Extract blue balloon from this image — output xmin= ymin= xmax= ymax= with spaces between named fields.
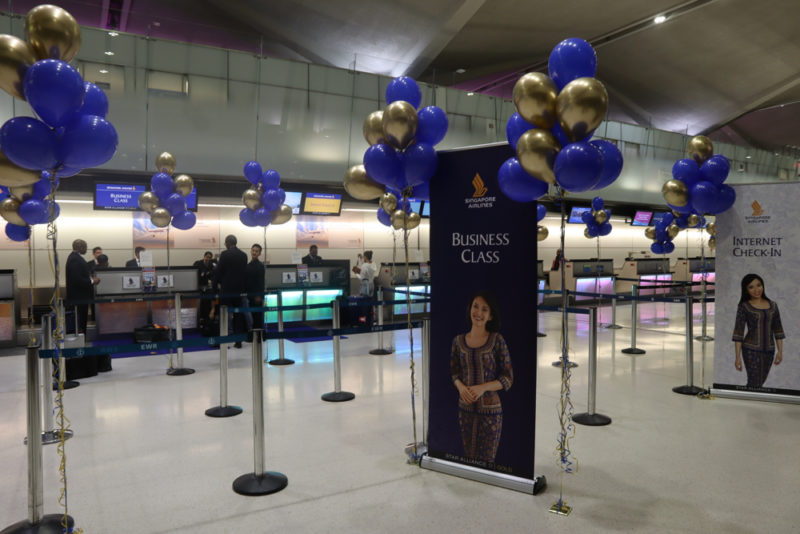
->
xmin=385 ymin=76 xmax=421 ymax=109
xmin=24 ymin=60 xmax=85 ymax=128
xmin=690 ymin=181 xmax=720 ymax=214
xmin=700 ymin=155 xmax=730 ymax=186
xmin=364 ymin=143 xmax=403 ymax=189
xmin=402 ymin=142 xmax=437 ymax=187
xmin=32 ymin=176 xmax=52 ymax=200
xmin=655 ymin=229 xmax=667 ymax=242
xmin=261 ymin=169 xmax=280 ymax=189
xmin=591 ymin=196 xmax=604 ymax=211
xmin=672 ymin=158 xmax=701 ymax=188
xmin=598 ymin=222 xmax=612 ymax=236
xmin=554 ymin=142 xmax=603 ymax=193
xmin=590 ymin=140 xmax=623 ymax=190
xmin=667 ymin=201 xmax=693 ymax=215
xmin=714 ymin=184 xmax=736 ymax=214
xmin=506 ymin=113 xmax=535 ymax=151
xmin=151 ymin=173 xmax=174 ymax=200
xmin=243 ymin=161 xmax=262 ymax=184
xmin=536 ymin=204 xmax=547 ymax=222
xmin=55 ymin=166 xmax=81 ymax=178
xmin=663 ymin=241 xmax=675 ymax=254
xmin=19 ymin=199 xmax=48 ymax=225
xmin=551 ymin=121 xmax=571 ymax=147
xmin=5 ymin=222 xmax=30 ymax=241
xmin=164 ymin=192 xmax=186 ymax=216
xmin=650 ymin=242 xmax=665 ymax=254
xmin=548 ymin=38 xmax=597 ymax=90
xmin=0 ymin=117 xmax=58 ymax=170
xmin=661 ymin=212 xmax=675 ymax=226
xmin=262 ymin=188 xmax=282 ymax=211
xmin=46 ymin=200 xmax=60 ymax=222
xmin=171 ymin=210 xmax=196 ymax=230
xmin=674 ymin=215 xmax=689 ymax=229
xmin=416 ymin=106 xmax=448 ymax=145
xmin=498 ymin=157 xmax=548 ymax=202
xmin=77 ymin=82 xmax=109 ymax=118
xmin=586 ymin=222 xmax=599 ymax=237
xmin=255 ymin=207 xmax=271 ymax=226
xmin=277 ymin=188 xmax=286 ymax=205
xmin=581 ymin=211 xmax=595 ymax=225
xmin=239 ymin=208 xmax=258 ymax=227
xmin=377 ymin=208 xmax=391 ymax=227
xmin=411 ymin=181 xmax=430 ymax=201
xmin=58 ymin=115 xmax=118 ymax=168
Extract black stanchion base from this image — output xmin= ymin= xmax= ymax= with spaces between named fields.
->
xmin=232 ymin=471 xmax=288 ymax=496
xmin=52 ymin=380 xmax=79 ymax=391
xmin=533 ymin=475 xmax=547 ymax=495
xmin=573 ymin=412 xmax=612 ymax=426
xmin=604 ymin=324 xmax=623 ymax=329
xmin=369 ymin=348 xmax=393 ymax=355
xmin=621 ymin=348 xmax=646 ymax=355
xmin=268 ymin=358 xmax=295 ymax=366
xmin=694 ymin=335 xmax=714 ymax=342
xmin=537 ymin=332 xmax=546 ymax=337
xmin=551 ymin=359 xmax=578 ymax=368
xmin=321 ymin=391 xmax=355 ymax=402
xmin=672 ymin=385 xmax=704 ymax=396
xmin=166 ymin=368 xmax=196 ymax=376
xmin=1 ymin=513 xmax=74 ymax=534
xmin=205 ymin=405 xmax=243 ymax=418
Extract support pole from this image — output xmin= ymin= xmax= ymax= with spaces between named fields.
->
xmin=621 ymin=284 xmax=646 ymax=355
xmin=322 ymin=299 xmax=355 ymax=402
xmin=56 ymin=300 xmax=78 ymax=390
xmin=695 ymin=276 xmax=713 ymax=342
xmin=206 ymin=306 xmax=242 ymax=417
xmin=40 ymin=315 xmax=71 ymax=444
xmin=370 ymin=287 xmax=393 ymax=355
xmin=421 ymin=318 xmax=431 ymax=452
xmin=573 ymin=308 xmax=611 ymax=426
xmin=167 ymin=293 xmax=195 ymax=376
xmin=268 ymin=292 xmax=294 ymax=365
xmin=232 ymin=329 xmax=288 ymax=496
xmin=673 ymin=295 xmax=703 ymax=395
xmin=551 ymin=296 xmax=577 ymax=368
xmin=604 ymin=293 xmax=622 ymax=329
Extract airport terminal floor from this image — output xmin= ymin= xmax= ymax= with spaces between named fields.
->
xmin=1 ymin=301 xmax=797 ymax=533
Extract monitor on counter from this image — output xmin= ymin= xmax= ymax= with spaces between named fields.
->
xmin=631 ymin=211 xmax=653 ymax=226
xmin=300 ymin=192 xmax=342 ymax=215
xmin=568 ymin=206 xmax=592 ymax=223
xmin=94 ymin=183 xmax=197 ymax=211
xmin=407 ymin=198 xmax=423 ymax=215
xmin=284 ymin=191 xmax=302 ymax=215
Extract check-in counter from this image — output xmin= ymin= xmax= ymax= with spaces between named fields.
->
xmin=537 ymin=260 xmax=546 ymax=305
xmin=377 ymin=262 xmax=431 ymax=320
xmin=616 ymin=258 xmax=672 ymax=296
xmin=549 ymin=259 xmax=615 ymax=300
xmin=0 ymin=270 xmax=15 ymax=347
xmin=263 ymin=261 xmax=350 ymax=323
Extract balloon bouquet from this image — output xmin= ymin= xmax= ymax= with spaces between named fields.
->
xmin=581 ymin=196 xmax=612 ymax=238
xmin=138 ymin=152 xmax=197 ymax=230
xmin=536 ymin=204 xmax=548 ymax=241
xmin=0 ymin=5 xmax=118 ymax=241
xmin=344 ymin=76 xmax=448 ymax=230
xmin=658 ymin=135 xmax=734 ymax=252
xmin=238 ymin=161 xmax=293 ymax=227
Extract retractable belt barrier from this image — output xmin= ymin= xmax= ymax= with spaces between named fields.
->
xmin=540 ymin=288 xmax=713 ymax=305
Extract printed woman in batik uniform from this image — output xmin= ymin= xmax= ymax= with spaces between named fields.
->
xmin=733 ymin=273 xmax=785 ymax=388
xmin=450 ymin=291 xmax=513 ymax=463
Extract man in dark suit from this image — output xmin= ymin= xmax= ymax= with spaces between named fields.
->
xmin=302 ymin=244 xmax=323 ymax=266
xmin=87 ymin=246 xmax=103 ymax=271
xmin=212 ymin=235 xmax=249 ymax=347
xmin=66 ymin=239 xmax=99 ymax=334
xmin=125 ymin=246 xmax=145 ymax=268
xmin=246 ymin=244 xmax=266 ymax=331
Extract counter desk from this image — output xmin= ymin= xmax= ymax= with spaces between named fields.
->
xmin=0 ymin=270 xmax=15 ymax=347
xmin=263 ymin=261 xmax=349 ymax=323
xmin=616 ymin=258 xmax=672 ymax=296
xmin=548 ymin=258 xmax=615 ymax=300
xmin=674 ymin=257 xmax=715 ymax=293
xmin=376 ymin=262 xmax=430 ymax=320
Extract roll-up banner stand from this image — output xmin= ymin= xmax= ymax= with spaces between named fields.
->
xmin=421 ymin=143 xmax=541 ymax=493
xmin=712 ymin=182 xmax=800 ymax=404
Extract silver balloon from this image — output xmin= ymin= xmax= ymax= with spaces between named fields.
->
xmin=405 ymin=212 xmax=421 ymax=230
xmin=594 ymin=210 xmax=608 ymax=224
xmin=138 ymin=191 xmax=159 ymax=214
xmin=708 ymin=236 xmax=716 ymax=251
xmin=390 ymin=209 xmax=406 ymax=230
xmin=156 ymin=152 xmax=176 ymax=175
xmin=380 ymin=192 xmax=397 ymax=214
xmin=242 ymin=188 xmax=262 ymax=210
xmin=0 ymin=197 xmax=24 ymax=226
xmin=644 ymin=227 xmax=656 ymax=240
xmin=667 ymin=224 xmax=680 ymax=240
xmin=537 ymin=225 xmax=548 ymax=241
xmin=343 ymin=165 xmax=384 ymax=200
xmin=150 ymin=207 xmax=171 ymax=228
xmin=271 ymin=204 xmax=292 ymax=225
xmin=706 ymin=221 xmax=716 ymax=236
xmin=174 ymin=174 xmax=194 ymax=197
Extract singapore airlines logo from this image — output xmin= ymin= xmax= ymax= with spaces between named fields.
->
xmin=472 ymin=174 xmax=488 ymax=197
xmin=464 ymin=172 xmax=496 ymax=209
xmin=751 ymin=200 xmax=764 ymax=216
xmin=745 ymin=199 xmax=769 ymax=224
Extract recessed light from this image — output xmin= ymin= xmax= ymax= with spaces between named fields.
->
xmin=467 ymin=92 xmax=474 ymax=96
xmin=99 ymin=69 xmax=109 ymax=74
xmin=108 ymin=31 xmax=119 ymax=37
xmin=455 ymin=68 xmax=466 ymax=74
xmin=104 ymin=50 xmax=114 ymax=56
xmin=745 ymin=155 xmax=751 ymax=159
xmin=654 ymin=15 xmax=666 ymax=24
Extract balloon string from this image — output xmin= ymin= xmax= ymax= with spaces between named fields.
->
xmin=402 ymin=192 xmax=420 ymax=464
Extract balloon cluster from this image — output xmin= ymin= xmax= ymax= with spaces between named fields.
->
xmin=660 ymin=135 xmax=734 ymax=251
xmin=500 ymin=38 xmax=623 ymax=203
xmin=239 ymin=161 xmax=292 ymax=227
xmin=137 ymin=152 xmax=196 ymax=230
xmin=0 ymin=5 xmax=118 ymax=241
xmin=644 ymin=212 xmax=679 ymax=254
xmin=536 ymin=204 xmax=548 ymax=241
xmin=581 ymin=197 xmax=612 ymax=238
xmin=343 ymin=76 xmax=448 ymax=229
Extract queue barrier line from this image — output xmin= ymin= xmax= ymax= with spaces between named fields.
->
xmin=538 ymin=305 xmax=590 ymax=315
xmin=381 ymin=288 xmax=431 ymax=298
xmin=540 ymin=288 xmax=714 ymax=305
xmin=62 ymin=289 xmax=301 ymax=306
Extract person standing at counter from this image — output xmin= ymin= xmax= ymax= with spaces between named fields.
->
xmin=194 ymin=251 xmax=217 ymax=329
xmin=95 ymin=254 xmax=110 ymax=270
xmin=302 ymin=244 xmax=323 ymax=266
xmin=246 ymin=244 xmax=266 ymax=331
xmin=87 ymin=246 xmax=103 ymax=270
xmin=125 ymin=246 xmax=145 ymax=268
xmin=66 ymin=239 xmax=100 ymax=334
xmin=352 ymin=250 xmax=376 ymax=297
xmin=551 ymin=249 xmax=565 ymax=271
xmin=213 ymin=235 xmax=250 ymax=348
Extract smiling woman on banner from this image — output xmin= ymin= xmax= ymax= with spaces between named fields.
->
xmin=450 ymin=291 xmax=513 ymax=463
xmin=733 ymin=274 xmax=785 ymax=389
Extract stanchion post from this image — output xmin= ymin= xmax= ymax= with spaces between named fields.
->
xmin=421 ymin=318 xmax=431 ymax=451
xmin=551 ymin=296 xmax=578 ymax=368
xmin=167 ymin=293 xmax=195 ymax=376
xmin=56 ymin=300 xmax=78 ymax=390
xmin=605 ymin=293 xmax=622 ymax=329
xmin=206 ymin=305 xmax=242 ymax=417
xmin=232 ymin=329 xmax=288 ymax=496
xmin=268 ymin=292 xmax=294 ymax=365
xmin=40 ymin=315 xmax=71 ymax=444
xmin=370 ymin=287 xmax=393 ymax=355
xmin=695 ymin=276 xmax=714 ymax=342
xmin=573 ymin=308 xmax=611 ymax=426
xmin=322 ymin=299 xmax=355 ymax=402
xmin=674 ymin=295 xmax=703 ymax=395
xmin=621 ymin=284 xmax=646 ymax=355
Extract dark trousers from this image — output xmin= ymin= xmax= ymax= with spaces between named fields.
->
xmin=75 ymin=304 xmax=88 ymax=334
xmin=249 ymin=297 xmax=264 ymax=331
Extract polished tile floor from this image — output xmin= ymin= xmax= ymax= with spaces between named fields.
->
xmin=1 ymin=302 xmax=798 ymax=534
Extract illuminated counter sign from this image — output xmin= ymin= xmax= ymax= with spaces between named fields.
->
xmin=302 ymin=193 xmax=342 ymax=215
xmin=94 ymin=183 xmax=198 ymax=211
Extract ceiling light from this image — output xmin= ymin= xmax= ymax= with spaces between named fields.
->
xmin=654 ymin=15 xmax=666 ymax=24
xmin=104 ymin=50 xmax=114 ymax=56
xmin=745 ymin=155 xmax=751 ymax=159
xmin=99 ymin=69 xmax=109 ymax=74
xmin=455 ymin=68 xmax=466 ymax=74
xmin=108 ymin=31 xmax=118 ymax=37
xmin=467 ymin=92 xmax=474 ymax=96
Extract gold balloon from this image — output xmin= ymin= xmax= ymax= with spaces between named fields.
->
xmin=687 ymin=214 xmax=700 ymax=227
xmin=382 ymin=101 xmax=417 ymax=150
xmin=138 ymin=191 xmax=159 ymax=214
xmin=242 ymin=188 xmax=262 ymax=210
xmin=343 ymin=165 xmax=383 ymax=200
xmin=271 ymin=204 xmax=293 ymax=225
xmin=380 ymin=192 xmax=397 ymax=214
xmin=512 ymin=72 xmax=558 ymax=129
xmin=150 ymin=207 xmax=171 ymax=228
xmin=687 ymin=135 xmax=713 ymax=164
xmin=0 ymin=35 xmax=36 ymax=100
xmin=174 ymin=174 xmax=194 ymax=197
xmin=515 ymin=129 xmax=560 ymax=184
xmin=537 ymin=225 xmax=549 ymax=241
xmin=24 ymin=4 xmax=81 ymax=62
xmin=644 ymin=227 xmax=656 ymax=240
xmin=583 ymin=227 xmax=592 ymax=239
xmin=362 ymin=111 xmax=386 ymax=146
xmin=706 ymin=221 xmax=716 ymax=236
xmin=390 ymin=209 xmax=407 ymax=230
xmin=667 ymin=224 xmax=680 ymax=240
xmin=406 ymin=212 xmax=421 ymax=230
xmin=10 ymin=185 xmax=33 ymax=200
xmin=662 ymin=179 xmax=689 ymax=206
xmin=556 ymin=77 xmax=608 ymax=142
xmin=594 ymin=210 xmax=608 ymax=224
xmin=0 ymin=197 xmax=24 ymax=226
xmin=155 ymin=152 xmax=176 ymax=175
xmin=708 ymin=236 xmax=716 ymax=251
xmin=0 ymin=151 xmax=40 ymax=187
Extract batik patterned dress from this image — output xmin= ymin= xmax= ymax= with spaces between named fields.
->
xmin=450 ymin=332 xmax=513 ymax=462
xmin=732 ymin=300 xmax=785 ymax=388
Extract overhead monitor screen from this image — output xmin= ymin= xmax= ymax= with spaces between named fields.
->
xmin=568 ymin=206 xmax=592 ymax=224
xmin=94 ymin=183 xmax=197 ymax=211
xmin=301 ymin=193 xmax=342 ymax=216
xmin=631 ymin=211 xmax=653 ymax=226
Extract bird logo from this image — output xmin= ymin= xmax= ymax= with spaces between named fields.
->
xmin=472 ymin=174 xmax=488 ymax=197
xmin=751 ymin=200 xmax=763 ymax=216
